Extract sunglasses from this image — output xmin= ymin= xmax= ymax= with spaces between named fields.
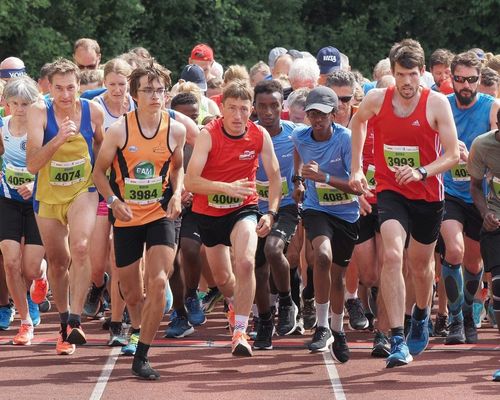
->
xmin=338 ymin=95 xmax=353 ymax=103
xmin=77 ymin=63 xmax=98 ymax=70
xmin=452 ymin=75 xmax=479 ymax=84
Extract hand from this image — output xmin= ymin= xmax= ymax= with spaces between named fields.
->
xmin=292 ymin=182 xmax=304 ymax=204
xmin=349 ymin=170 xmax=371 ymax=195
xmin=256 ymin=214 xmax=273 ymax=237
xmin=394 ymin=165 xmax=422 ymax=185
xmin=458 ymin=140 xmax=469 ymax=162
xmin=166 ymin=194 xmax=182 ymax=220
xmin=181 ymin=188 xmax=193 ymax=207
xmin=56 ymin=116 xmax=77 ymax=144
xmin=225 ymin=178 xmax=255 ymax=199
xmin=483 ymin=211 xmax=500 ymax=232
xmin=358 ymin=195 xmax=372 ymax=216
xmin=17 ymin=181 xmax=34 ymax=200
xmin=301 ymin=161 xmax=323 ymax=182
xmin=110 ymin=200 xmax=133 ymax=222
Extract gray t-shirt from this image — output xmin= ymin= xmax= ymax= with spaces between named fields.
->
xmin=468 ymin=129 xmax=500 ymax=218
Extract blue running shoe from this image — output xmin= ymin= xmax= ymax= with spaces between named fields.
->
xmin=0 ymin=304 xmax=14 ymax=330
xmin=164 ymin=315 xmax=194 ymax=338
xmin=186 ymin=296 xmax=206 ymax=326
xmin=386 ymin=335 xmax=413 ymax=368
xmin=27 ymin=294 xmax=41 ymax=327
xmin=121 ymin=332 xmax=139 ymax=356
xmin=493 ymin=369 xmax=500 ymax=381
xmin=406 ymin=308 xmax=430 ymax=356
xmin=164 ymin=281 xmax=173 ymax=315
xmin=473 ymin=298 xmax=484 ymax=328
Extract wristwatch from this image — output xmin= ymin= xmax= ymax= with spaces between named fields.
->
xmin=416 ymin=167 xmax=427 ymax=181
xmin=291 ymin=175 xmax=304 ymax=183
xmin=266 ymin=210 xmax=278 ymax=221
xmin=106 ymin=195 xmax=119 ymax=208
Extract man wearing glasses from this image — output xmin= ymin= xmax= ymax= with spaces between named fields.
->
xmin=73 ymin=38 xmax=101 ymax=71
xmin=326 ymin=70 xmax=358 ymax=128
xmin=440 ymin=51 xmax=500 ymax=346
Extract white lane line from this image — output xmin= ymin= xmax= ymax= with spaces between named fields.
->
xmin=322 ymin=351 xmax=346 ymax=400
xmin=89 ymin=347 xmax=121 ymax=400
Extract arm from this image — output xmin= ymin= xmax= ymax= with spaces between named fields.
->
xmin=292 ymin=147 xmax=304 ymax=203
xmin=185 ymin=129 xmax=255 ymax=198
xmin=171 ymin=110 xmax=199 ymax=146
xmin=490 ymin=100 xmax=500 ymax=130
xmin=164 ymin=120 xmax=186 ymax=220
xmin=302 ymin=160 xmax=362 ymax=195
xmin=470 ymin=176 xmax=499 ymax=231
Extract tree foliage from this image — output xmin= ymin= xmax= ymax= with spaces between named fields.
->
xmin=0 ymin=0 xmax=499 ymax=80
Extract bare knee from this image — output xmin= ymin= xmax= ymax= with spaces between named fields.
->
xmin=315 ymin=251 xmax=332 ymax=271
xmin=70 ymin=238 xmax=91 ymax=263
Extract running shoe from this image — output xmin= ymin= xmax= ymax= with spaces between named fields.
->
xmin=276 ymin=301 xmax=298 ymax=336
xmin=331 ymin=331 xmax=350 ymax=363
xmin=108 ymin=323 xmax=128 ymax=347
xmin=493 ymin=369 xmax=500 ymax=381
xmin=83 ymin=272 xmax=109 ymax=318
xmin=164 ymin=315 xmax=194 ymax=338
xmin=248 ymin=315 xmax=260 ymax=340
xmin=121 ymin=332 xmax=139 ymax=356
xmin=386 ymin=335 xmax=412 ymax=368
xmin=473 ymin=298 xmax=484 ymax=329
xmin=186 ymin=296 xmax=206 ymax=326
xmin=433 ymin=314 xmax=448 ymax=337
xmin=403 ymin=314 xmax=412 ymax=337
xmin=27 ymin=294 xmax=41 ymax=327
xmin=201 ymin=287 xmax=224 ymax=314
xmin=365 ymin=312 xmax=375 ymax=332
xmin=253 ymin=319 xmax=274 ymax=350
xmin=487 ymin=302 xmax=497 ymax=328
xmin=66 ymin=324 xmax=86 ymax=345
xmin=371 ymin=331 xmax=391 ymax=358
xmin=38 ymin=298 xmax=51 ymax=313
xmin=232 ymin=331 xmax=252 ymax=357
xmin=226 ymin=303 xmax=235 ymax=333
xmin=345 ymin=298 xmax=369 ymax=330
xmin=463 ymin=310 xmax=478 ymax=344
xmin=0 ymin=304 xmax=14 ymax=330
xmin=406 ymin=309 xmax=430 ymax=356
xmin=30 ymin=277 xmax=49 ymax=304
xmin=302 ymin=298 xmax=317 ymax=330
xmin=132 ymin=357 xmax=160 ymax=380
xmin=292 ymin=309 xmax=305 ymax=335
xmin=308 ymin=326 xmax=333 ymax=352
xmin=13 ymin=323 xmax=34 ymax=345
xmin=445 ymin=318 xmax=466 ymax=345
xmin=56 ymin=331 xmax=76 ymax=355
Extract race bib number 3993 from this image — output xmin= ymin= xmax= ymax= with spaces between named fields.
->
xmin=383 ymin=145 xmax=420 ymax=172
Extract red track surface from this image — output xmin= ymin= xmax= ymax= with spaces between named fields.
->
xmin=1 ymin=307 xmax=499 ymax=400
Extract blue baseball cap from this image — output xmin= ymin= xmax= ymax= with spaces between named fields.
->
xmin=316 ymin=46 xmax=341 ymax=75
xmin=180 ymin=64 xmax=207 ymax=91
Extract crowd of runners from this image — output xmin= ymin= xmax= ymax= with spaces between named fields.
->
xmin=0 ymin=37 xmax=499 ymax=381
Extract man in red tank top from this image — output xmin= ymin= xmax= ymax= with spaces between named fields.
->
xmin=186 ymin=80 xmax=281 ymax=357
xmin=350 ymin=39 xmax=459 ymax=368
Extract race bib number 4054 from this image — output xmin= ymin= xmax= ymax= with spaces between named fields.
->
xmin=383 ymin=145 xmax=420 ymax=172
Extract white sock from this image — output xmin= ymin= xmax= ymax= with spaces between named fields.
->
xmin=316 ymin=301 xmax=330 ymax=328
xmin=21 ymin=318 xmax=33 ymax=326
xmin=330 ymin=311 xmax=344 ymax=333
xmin=234 ymin=314 xmax=249 ymax=333
xmin=345 ymin=290 xmax=357 ymax=300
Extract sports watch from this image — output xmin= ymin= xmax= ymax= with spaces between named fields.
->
xmin=416 ymin=167 xmax=427 ymax=181
xmin=106 ymin=195 xmax=119 ymax=208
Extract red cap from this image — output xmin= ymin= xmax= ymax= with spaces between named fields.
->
xmin=190 ymin=44 xmax=214 ymax=62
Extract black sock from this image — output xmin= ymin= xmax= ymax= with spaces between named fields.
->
xmin=175 ymin=307 xmax=188 ymax=318
xmin=302 ymin=266 xmax=314 ymax=300
xmin=259 ymin=311 xmax=272 ymax=321
xmin=391 ymin=327 xmax=404 ymax=337
xmin=209 ymin=286 xmax=218 ymax=292
xmin=131 ymin=327 xmax=141 ymax=335
xmin=186 ymin=288 xmax=197 ymax=299
xmin=279 ymin=291 xmax=293 ymax=307
xmin=109 ymin=321 xmax=122 ymax=333
xmin=68 ymin=313 xmax=81 ymax=327
xmin=59 ymin=311 xmax=69 ymax=325
xmin=290 ymin=267 xmax=301 ymax=309
xmin=413 ymin=306 xmax=428 ymax=320
xmin=135 ymin=341 xmax=150 ymax=360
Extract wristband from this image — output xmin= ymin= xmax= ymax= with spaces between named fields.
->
xmin=292 ymin=175 xmax=304 ymax=183
xmin=324 ymin=173 xmax=330 ymax=184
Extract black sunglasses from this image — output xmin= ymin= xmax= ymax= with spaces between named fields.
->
xmin=338 ymin=95 xmax=353 ymax=103
xmin=452 ymin=75 xmax=479 ymax=84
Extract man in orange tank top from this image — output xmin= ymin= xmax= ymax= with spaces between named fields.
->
xmin=185 ymin=80 xmax=281 ymax=357
xmin=350 ymin=39 xmax=459 ymax=368
xmin=93 ymin=61 xmax=186 ymax=380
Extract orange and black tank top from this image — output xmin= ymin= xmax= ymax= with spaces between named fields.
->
xmin=192 ymin=117 xmax=264 ymax=217
xmin=372 ymin=86 xmax=443 ymax=202
xmin=110 ymin=110 xmax=173 ymax=227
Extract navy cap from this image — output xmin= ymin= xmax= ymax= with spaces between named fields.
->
xmin=316 ymin=46 xmax=341 ymax=75
xmin=180 ymin=64 xmax=207 ymax=91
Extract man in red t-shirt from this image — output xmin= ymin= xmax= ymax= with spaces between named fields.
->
xmin=185 ymin=79 xmax=281 ymax=357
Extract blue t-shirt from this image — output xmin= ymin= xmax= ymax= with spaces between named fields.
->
xmin=444 ymin=93 xmax=495 ymax=203
xmin=291 ymin=123 xmax=359 ymax=222
xmin=80 ymin=87 xmax=107 ymax=100
xmin=255 ymin=120 xmax=296 ymax=213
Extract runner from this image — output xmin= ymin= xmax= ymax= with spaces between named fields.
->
xmin=93 ymin=61 xmax=186 ymax=379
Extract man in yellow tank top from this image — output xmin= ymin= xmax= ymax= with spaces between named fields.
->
xmin=27 ymin=58 xmax=104 ymax=355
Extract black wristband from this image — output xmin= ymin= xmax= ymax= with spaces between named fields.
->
xmin=291 ymin=175 xmax=304 ymax=183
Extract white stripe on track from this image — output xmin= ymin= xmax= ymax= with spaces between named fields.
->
xmin=89 ymin=347 xmax=121 ymax=400
xmin=322 ymin=351 xmax=346 ymax=400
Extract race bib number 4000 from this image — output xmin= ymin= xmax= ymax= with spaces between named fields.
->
xmin=208 ymin=194 xmax=243 ymax=209
xmin=256 ymin=177 xmax=288 ymax=201
xmin=366 ymin=164 xmax=376 ymax=190
xmin=383 ymin=145 xmax=420 ymax=172
xmin=316 ymin=183 xmax=355 ymax=206
xmin=124 ymin=176 xmax=162 ymax=205
xmin=49 ymin=159 xmax=85 ymax=186
xmin=5 ymin=164 xmax=34 ymax=189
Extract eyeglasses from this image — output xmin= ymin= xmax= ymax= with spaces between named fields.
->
xmin=77 ymin=64 xmax=98 ymax=70
xmin=338 ymin=95 xmax=353 ymax=103
xmin=138 ymin=88 xmax=166 ymax=97
xmin=452 ymin=75 xmax=479 ymax=84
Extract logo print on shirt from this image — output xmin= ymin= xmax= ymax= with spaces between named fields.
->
xmin=239 ymin=150 xmax=256 ymax=161
xmin=128 ymin=146 xmax=138 ymax=152
xmin=411 ymin=120 xmax=420 ymax=127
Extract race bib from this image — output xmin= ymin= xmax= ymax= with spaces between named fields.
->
xmin=493 ymin=176 xmax=500 ymax=198
xmin=383 ymin=145 xmax=420 ymax=172
xmin=316 ymin=182 xmax=355 ymax=206
xmin=124 ymin=176 xmax=162 ymax=205
xmin=366 ymin=164 xmax=376 ymax=190
xmin=208 ymin=193 xmax=243 ymax=209
xmin=451 ymin=161 xmax=470 ymax=182
xmin=5 ymin=164 xmax=34 ymax=189
xmin=49 ymin=159 xmax=85 ymax=186
xmin=256 ymin=177 xmax=288 ymax=201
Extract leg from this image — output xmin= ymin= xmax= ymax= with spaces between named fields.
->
xmin=1 ymin=241 xmax=28 ymax=320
